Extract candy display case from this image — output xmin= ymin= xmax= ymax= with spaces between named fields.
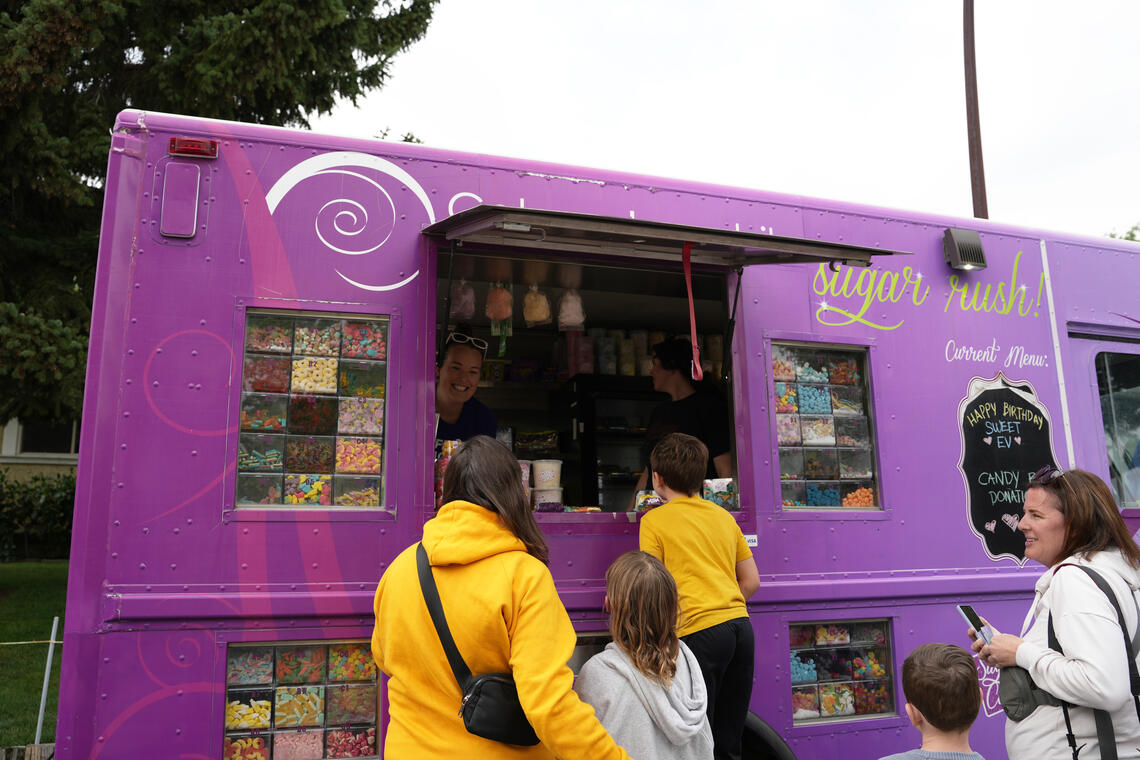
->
xmin=839 ymin=449 xmax=873 ymax=479
xmin=223 ymin=734 xmax=271 ymax=760
xmin=284 ymin=474 xmax=333 ymax=506
xmin=333 ymin=477 xmax=382 ymax=507
xmin=237 ymin=474 xmax=283 ymax=505
xmin=337 ymin=398 xmax=383 ymax=436
xmin=288 ymin=396 xmax=338 ymax=436
xmin=335 ymin=438 xmax=382 ymax=474
xmin=771 ymin=343 xmax=879 ymax=511
xmin=228 ymin=646 xmax=274 ymax=686
xmin=829 ymin=385 xmax=864 ymax=416
xmin=223 ymin=642 xmax=379 ymax=758
xmin=326 ymin=683 xmax=376 ymax=724
xmin=338 ymin=361 xmax=386 ymax=399
xmin=328 ymin=643 xmax=376 ymax=682
xmin=835 ymin=417 xmax=870 ymax=448
xmin=291 ymin=357 xmax=339 ymax=394
xmin=781 ymin=481 xmax=806 ymax=507
xmin=777 ymin=414 xmax=802 ymax=446
xmin=245 ymin=314 xmax=294 ymax=354
xmin=789 ymin=619 xmax=896 ymax=723
xmin=226 ymin=688 xmax=274 ymax=730
xmin=792 ymin=686 xmax=821 ymax=720
xmin=340 ymin=321 xmax=387 ymax=360
xmin=803 ymin=449 xmax=838 ymax=480
xmin=797 ymin=384 xmax=832 ymax=415
xmin=326 ymin=727 xmax=377 ymax=758
xmin=273 ymin=729 xmax=324 ymax=760
xmin=778 ymin=448 xmax=803 ymax=480
xmin=285 ymin=437 xmax=335 ymax=473
xmin=239 ymin=434 xmax=285 ymax=473
xmin=244 ymin=355 xmax=292 ymax=393
xmin=293 ymin=318 xmax=341 ymax=357
xmin=800 ymin=416 xmax=835 ymax=446
xmin=242 ymin=394 xmax=288 ymax=432
xmin=806 ymin=481 xmax=840 ymax=506
xmin=775 ymin=382 xmax=798 ymax=413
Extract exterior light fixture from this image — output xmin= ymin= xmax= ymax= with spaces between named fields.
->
xmin=943 ymin=228 xmax=986 ymax=271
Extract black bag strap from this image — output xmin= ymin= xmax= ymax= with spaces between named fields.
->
xmin=1046 ymin=563 xmax=1140 ymax=760
xmin=417 ymin=543 xmax=474 ymax=692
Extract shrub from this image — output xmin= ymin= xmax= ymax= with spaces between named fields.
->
xmin=0 ymin=468 xmax=76 ymax=561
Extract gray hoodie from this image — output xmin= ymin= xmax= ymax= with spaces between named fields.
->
xmin=576 ymin=641 xmax=714 ymax=760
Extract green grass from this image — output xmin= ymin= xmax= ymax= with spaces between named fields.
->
xmin=0 ymin=561 xmax=67 ymax=747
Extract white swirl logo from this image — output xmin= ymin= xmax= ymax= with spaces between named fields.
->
xmin=266 ymin=151 xmax=436 ymax=292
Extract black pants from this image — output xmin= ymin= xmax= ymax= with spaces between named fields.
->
xmin=682 ymin=616 xmax=755 ymax=760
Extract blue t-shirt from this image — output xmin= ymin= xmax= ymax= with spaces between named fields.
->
xmin=880 ymin=750 xmax=985 ymax=760
xmin=436 ymin=397 xmax=497 ymax=443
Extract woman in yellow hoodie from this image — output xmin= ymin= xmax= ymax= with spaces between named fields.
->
xmin=372 ymin=435 xmax=631 ymax=759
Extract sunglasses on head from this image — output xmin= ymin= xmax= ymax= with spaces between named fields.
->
xmin=1030 ymin=465 xmax=1065 ymax=485
xmin=446 ymin=331 xmax=488 ymax=352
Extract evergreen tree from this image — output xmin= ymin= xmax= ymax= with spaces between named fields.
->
xmin=0 ymin=0 xmax=437 ymax=423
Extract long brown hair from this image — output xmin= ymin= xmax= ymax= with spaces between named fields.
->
xmin=1027 ymin=467 xmax=1140 ymax=568
xmin=606 ymin=551 xmax=680 ymax=685
xmin=441 ymin=436 xmax=549 ymax=565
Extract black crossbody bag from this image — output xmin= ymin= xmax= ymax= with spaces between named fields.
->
xmin=1002 ymin=564 xmax=1140 ymax=760
xmin=416 ymin=543 xmax=540 ymax=746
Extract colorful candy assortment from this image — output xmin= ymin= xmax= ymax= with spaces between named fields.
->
xmin=223 ymin=735 xmax=270 ymax=760
xmin=243 ymin=356 xmax=291 ymax=393
xmin=326 ymin=727 xmax=376 ymax=758
xmin=335 ymin=437 xmax=382 ymax=474
xmin=225 ymin=690 xmax=272 ymax=729
xmin=285 ymin=475 xmax=332 ymax=505
xmin=826 ymin=356 xmax=861 ymax=385
xmin=227 ymin=647 xmax=274 ymax=685
xmin=334 ymin=481 xmax=381 ymax=507
xmin=236 ymin=474 xmax=282 ymax=505
xmin=792 ymin=686 xmax=821 ymax=720
xmin=829 ymin=386 xmax=864 ymax=416
xmin=853 ymin=650 xmax=887 ymax=679
xmin=853 ymin=623 xmax=888 ymax=646
xmin=855 ymin=680 xmax=892 ymax=714
xmin=241 ymin=394 xmax=287 ymax=431
xmin=790 ymin=625 xmax=815 ymax=647
xmin=779 ymin=449 xmax=803 ymax=480
xmin=772 ymin=346 xmax=797 ymax=381
xmin=702 ymin=478 xmax=737 ymax=511
xmin=801 ymin=417 xmax=835 ymax=446
xmin=803 ymin=450 xmax=837 ymax=479
xmin=341 ymin=322 xmax=386 ymax=359
xmin=246 ymin=319 xmax=293 ymax=353
xmin=285 ymin=438 xmax=334 ymax=473
xmin=816 ymin=624 xmax=850 ymax=645
xmin=329 ymin=643 xmax=376 ymax=682
xmin=777 ymin=415 xmax=801 ymax=446
xmin=275 ymin=686 xmax=325 ymax=727
xmin=238 ymin=435 xmax=284 ymax=472
xmin=327 ymin=684 xmax=376 ymax=724
xmin=820 ymin=684 xmax=855 ymax=717
xmin=288 ymin=396 xmax=338 ymax=435
xmin=781 ymin=484 xmax=806 ymax=507
xmin=795 ymin=358 xmax=829 ymax=383
xmin=806 ymin=483 xmax=839 ymax=506
xmin=273 ymin=729 xmax=324 ymax=760
xmin=276 ymin=646 xmax=327 ymax=684
xmin=775 ymin=382 xmax=798 ymax=413
xmin=339 ymin=361 xmax=385 ymax=398
xmin=338 ymin=398 xmax=383 ymax=435
xmin=294 ymin=320 xmax=341 ymax=356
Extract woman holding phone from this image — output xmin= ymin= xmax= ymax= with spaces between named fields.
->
xmin=971 ymin=467 xmax=1140 ymax=759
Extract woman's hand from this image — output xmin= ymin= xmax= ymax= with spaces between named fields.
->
xmin=978 ymin=633 xmax=1023 ymax=669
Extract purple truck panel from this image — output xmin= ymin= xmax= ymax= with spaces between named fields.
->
xmin=54 ymin=109 xmax=1140 ymax=759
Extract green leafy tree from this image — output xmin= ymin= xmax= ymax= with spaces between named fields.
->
xmin=1109 ymin=223 xmax=1140 ymax=242
xmin=0 ymin=0 xmax=437 ymax=423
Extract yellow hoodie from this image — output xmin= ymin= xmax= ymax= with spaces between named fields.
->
xmin=372 ymin=500 xmax=630 ymax=759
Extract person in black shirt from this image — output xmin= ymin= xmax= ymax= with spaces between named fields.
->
xmin=630 ymin=339 xmax=732 ymax=507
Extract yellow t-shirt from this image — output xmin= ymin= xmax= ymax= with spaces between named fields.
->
xmin=639 ymin=495 xmax=753 ymax=638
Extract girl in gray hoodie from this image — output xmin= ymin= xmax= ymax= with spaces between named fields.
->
xmin=577 ymin=551 xmax=715 ymax=760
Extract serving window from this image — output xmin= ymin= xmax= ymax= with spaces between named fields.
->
xmin=1096 ymin=351 xmax=1140 ymax=508
xmin=772 ymin=343 xmax=879 ymax=509
xmin=224 ymin=640 xmax=378 ymax=757
xmin=236 ymin=310 xmax=389 ymax=511
xmin=789 ymin=619 xmax=896 ymax=723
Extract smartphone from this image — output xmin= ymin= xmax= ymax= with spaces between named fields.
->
xmin=957 ymin=604 xmax=991 ymax=644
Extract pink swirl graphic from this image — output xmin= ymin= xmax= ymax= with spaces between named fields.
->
xmin=143 ymin=329 xmax=237 ymax=437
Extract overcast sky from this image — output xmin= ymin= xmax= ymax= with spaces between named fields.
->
xmin=310 ymin=1 xmax=1140 ymax=240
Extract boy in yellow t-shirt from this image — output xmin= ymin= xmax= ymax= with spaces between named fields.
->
xmin=640 ymin=433 xmax=761 ymax=760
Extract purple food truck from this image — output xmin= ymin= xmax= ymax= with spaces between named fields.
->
xmin=56 ymin=109 xmax=1140 ymax=759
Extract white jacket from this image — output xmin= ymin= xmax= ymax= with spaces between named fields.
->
xmin=1007 ymin=548 xmax=1140 ymax=759
xmin=576 ymin=642 xmax=714 ymax=760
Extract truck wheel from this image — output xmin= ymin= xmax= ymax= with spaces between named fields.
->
xmin=741 ymin=711 xmax=797 ymax=760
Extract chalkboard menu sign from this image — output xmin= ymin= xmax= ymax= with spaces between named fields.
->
xmin=957 ymin=373 xmax=1059 ymax=565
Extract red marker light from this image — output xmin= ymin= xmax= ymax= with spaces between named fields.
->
xmin=168 ymin=137 xmax=218 ymax=158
